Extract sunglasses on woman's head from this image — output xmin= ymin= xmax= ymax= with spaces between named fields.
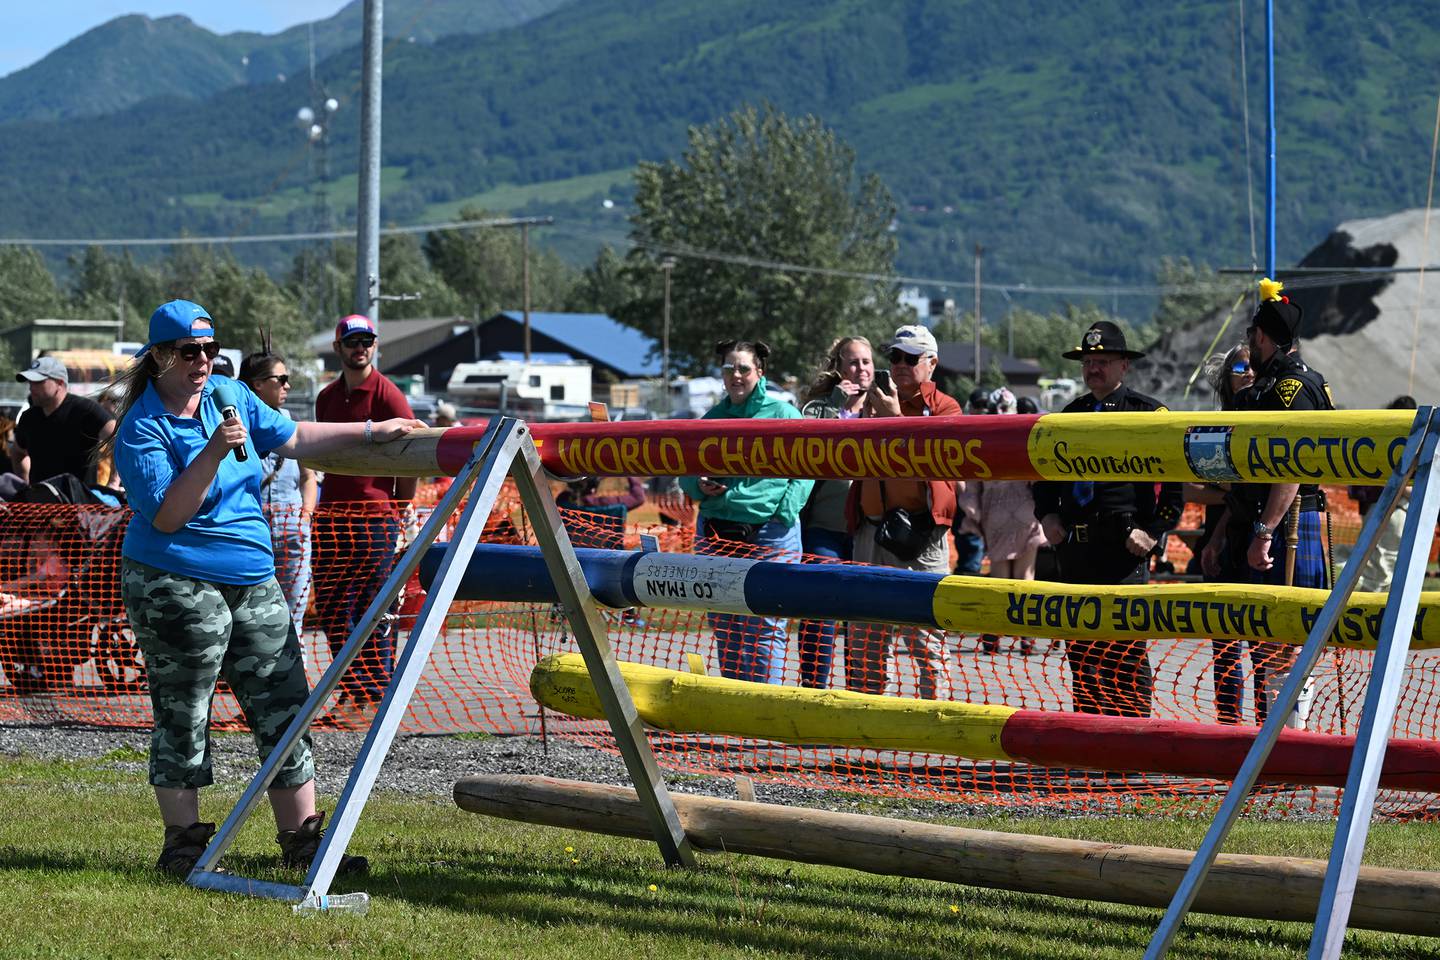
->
xmin=721 ymin=362 xmax=755 ymax=375
xmin=889 ymin=350 xmax=922 ymax=366
xmin=175 ymin=341 xmax=222 ymax=362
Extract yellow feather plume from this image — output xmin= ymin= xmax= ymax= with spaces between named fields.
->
xmin=1259 ymin=277 xmax=1284 ymax=301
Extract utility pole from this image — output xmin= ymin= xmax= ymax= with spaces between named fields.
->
xmin=661 ymin=256 xmax=676 ymax=412
xmin=522 ymin=223 xmax=532 ymax=361
xmin=973 ymin=243 xmax=983 ymax=382
xmin=354 ymin=0 xmax=383 ymax=325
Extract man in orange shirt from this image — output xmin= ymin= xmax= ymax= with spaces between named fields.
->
xmin=845 ymin=325 xmax=961 ymax=699
xmin=312 ymin=315 xmax=417 ymax=726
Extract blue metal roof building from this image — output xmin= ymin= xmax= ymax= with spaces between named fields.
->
xmin=485 ymin=311 xmax=661 ymax=379
xmin=382 ymin=311 xmax=661 ymax=393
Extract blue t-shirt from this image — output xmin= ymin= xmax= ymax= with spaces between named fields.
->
xmin=115 ymin=375 xmax=298 ymax=585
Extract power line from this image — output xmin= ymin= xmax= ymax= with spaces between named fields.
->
xmin=3 ymin=209 xmax=1425 ymax=300
xmin=0 ymin=215 xmax=553 ymax=248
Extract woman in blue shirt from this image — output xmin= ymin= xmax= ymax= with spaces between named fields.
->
xmin=99 ymin=300 xmax=422 ymax=877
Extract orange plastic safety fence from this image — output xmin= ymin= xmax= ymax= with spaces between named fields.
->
xmin=3 ymin=484 xmax=1439 ymax=821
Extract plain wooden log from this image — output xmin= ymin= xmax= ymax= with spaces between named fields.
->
xmin=455 ymin=774 xmax=1440 ymax=938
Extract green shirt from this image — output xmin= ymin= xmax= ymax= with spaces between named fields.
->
xmin=678 ymin=377 xmax=814 ymax=527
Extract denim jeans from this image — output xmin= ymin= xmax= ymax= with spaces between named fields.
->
xmin=312 ymin=511 xmax=401 ymax=702
xmin=268 ymin=504 xmax=313 ymax=639
xmin=703 ymin=519 xmax=802 ymax=684
xmin=796 ymin=526 xmax=851 ymax=688
xmin=953 ymin=531 xmax=984 ymax=575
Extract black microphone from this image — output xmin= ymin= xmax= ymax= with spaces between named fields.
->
xmin=211 ymin=381 xmax=249 ymax=462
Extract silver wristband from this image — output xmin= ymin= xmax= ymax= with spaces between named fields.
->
xmin=364 ymin=419 xmax=373 ymax=444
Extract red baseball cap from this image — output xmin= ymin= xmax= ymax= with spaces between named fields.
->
xmin=335 ymin=315 xmax=378 ymax=340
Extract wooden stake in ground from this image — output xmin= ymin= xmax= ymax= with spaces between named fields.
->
xmin=455 ymin=774 xmax=1440 ymax=938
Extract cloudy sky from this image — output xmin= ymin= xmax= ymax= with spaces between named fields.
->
xmin=0 ymin=2 xmax=346 ymax=78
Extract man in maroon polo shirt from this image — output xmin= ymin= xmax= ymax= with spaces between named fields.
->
xmin=313 ymin=315 xmax=416 ymax=725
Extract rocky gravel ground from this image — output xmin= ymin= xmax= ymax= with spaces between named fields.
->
xmin=0 ymin=721 xmax=1080 ymax=821
xmin=2 ymin=721 xmax=1350 ymax=823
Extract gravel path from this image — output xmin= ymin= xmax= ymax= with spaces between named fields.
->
xmin=0 ymin=721 xmax=1041 ymax=821
xmin=4 ymin=720 xmax=1360 ymax=823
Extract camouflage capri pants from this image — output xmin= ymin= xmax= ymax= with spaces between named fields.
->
xmin=121 ymin=559 xmax=315 ymax=790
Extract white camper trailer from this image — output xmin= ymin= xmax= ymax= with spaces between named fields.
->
xmin=446 ymin=353 xmax=592 ymax=417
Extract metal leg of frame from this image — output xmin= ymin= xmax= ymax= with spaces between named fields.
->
xmin=188 ymin=417 xmax=510 ymax=900
xmin=1144 ymin=407 xmax=1438 ymax=958
xmin=509 ymin=437 xmax=695 ymax=867
xmin=1309 ymin=415 xmax=1440 ymax=959
xmin=297 ymin=420 xmax=532 ymax=899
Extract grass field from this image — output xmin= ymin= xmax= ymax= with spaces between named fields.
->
xmin=3 ymin=753 xmax=1439 ymax=959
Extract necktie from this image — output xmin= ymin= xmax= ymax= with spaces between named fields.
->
xmin=1071 ymin=399 xmax=1105 ymax=508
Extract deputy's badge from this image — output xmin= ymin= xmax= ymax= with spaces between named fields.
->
xmin=1084 ymin=329 xmax=1103 ymax=348
xmin=1276 ymin=378 xmax=1302 ymax=408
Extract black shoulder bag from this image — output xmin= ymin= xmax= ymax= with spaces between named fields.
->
xmin=872 ymin=484 xmax=936 ymax=562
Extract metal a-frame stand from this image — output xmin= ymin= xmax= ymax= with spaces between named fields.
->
xmin=187 ymin=417 xmax=693 ymax=911
xmin=1146 ymin=406 xmax=1440 ymax=959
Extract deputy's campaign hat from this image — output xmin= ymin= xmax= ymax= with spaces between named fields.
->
xmin=1062 ymin=320 xmax=1145 ymax=361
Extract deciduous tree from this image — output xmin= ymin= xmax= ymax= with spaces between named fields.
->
xmin=618 ymin=104 xmax=904 ymax=378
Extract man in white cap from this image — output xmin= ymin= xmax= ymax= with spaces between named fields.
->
xmin=13 ymin=355 xmax=115 ymax=486
xmin=844 ymin=323 xmax=961 ymax=700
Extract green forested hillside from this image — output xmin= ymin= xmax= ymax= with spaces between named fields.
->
xmin=0 ymin=0 xmax=572 ymax=123
xmin=0 ymin=0 xmax=1436 ymax=314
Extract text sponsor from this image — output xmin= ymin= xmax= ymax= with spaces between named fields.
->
xmin=1050 ymin=440 xmax=1165 ymax=478
xmin=556 ymin=435 xmax=991 ymax=479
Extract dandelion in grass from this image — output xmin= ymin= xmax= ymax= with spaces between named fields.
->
xmin=949 ymin=904 xmax=959 ymax=914
xmin=648 ymin=884 xmax=658 ymax=892
xmin=571 ymin=858 xmax=579 ymax=864
xmin=565 ymin=846 xmax=574 ymax=854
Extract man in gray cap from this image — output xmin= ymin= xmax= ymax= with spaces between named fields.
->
xmin=13 ymin=355 xmax=115 ymax=486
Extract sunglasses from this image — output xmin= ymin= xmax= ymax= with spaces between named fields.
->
xmin=256 ymin=374 xmax=291 ymax=386
xmin=721 ymin=362 xmax=756 ymax=375
xmin=342 ymin=335 xmax=377 ymax=349
xmin=175 ymin=341 xmax=222 ymax=362
xmin=1230 ymin=361 xmax=1251 ymax=374
xmin=888 ymin=350 xmax=923 ymax=366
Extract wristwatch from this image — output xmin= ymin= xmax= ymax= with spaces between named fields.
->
xmin=1252 ymin=520 xmax=1274 ymax=540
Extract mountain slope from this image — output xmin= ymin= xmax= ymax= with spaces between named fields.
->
xmin=0 ymin=0 xmax=572 ymax=123
xmin=0 ymin=0 xmax=1436 ymax=304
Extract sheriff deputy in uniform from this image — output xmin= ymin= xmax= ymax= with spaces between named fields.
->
xmin=1202 ymin=279 xmax=1332 ymax=729
xmin=1034 ymin=321 xmax=1183 ymax=717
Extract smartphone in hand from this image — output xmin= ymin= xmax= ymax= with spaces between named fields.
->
xmin=873 ymin=369 xmax=893 ymax=394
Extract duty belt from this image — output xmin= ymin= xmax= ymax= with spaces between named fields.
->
xmin=1069 ymin=512 xmax=1135 ymax=544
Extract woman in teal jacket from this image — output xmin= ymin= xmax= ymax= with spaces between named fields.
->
xmin=679 ymin=340 xmax=812 ymax=683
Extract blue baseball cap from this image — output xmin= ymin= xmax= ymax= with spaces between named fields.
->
xmin=139 ymin=300 xmax=215 ymax=356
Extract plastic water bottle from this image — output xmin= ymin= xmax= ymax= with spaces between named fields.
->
xmin=292 ymin=892 xmax=370 ymax=916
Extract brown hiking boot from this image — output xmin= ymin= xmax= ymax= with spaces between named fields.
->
xmin=276 ymin=811 xmax=369 ymax=875
xmin=156 ymin=821 xmax=217 ymax=878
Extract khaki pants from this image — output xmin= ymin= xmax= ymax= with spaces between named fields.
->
xmin=847 ymin=522 xmax=952 ymax=700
